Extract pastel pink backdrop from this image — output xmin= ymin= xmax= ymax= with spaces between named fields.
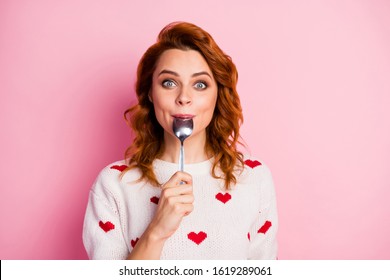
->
xmin=1 ymin=0 xmax=389 ymax=259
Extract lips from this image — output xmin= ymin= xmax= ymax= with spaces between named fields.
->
xmin=172 ymin=114 xmax=195 ymax=119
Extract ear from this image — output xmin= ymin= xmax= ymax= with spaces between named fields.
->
xmin=148 ymin=90 xmax=153 ymax=103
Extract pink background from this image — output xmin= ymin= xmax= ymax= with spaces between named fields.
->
xmin=1 ymin=0 xmax=389 ymax=260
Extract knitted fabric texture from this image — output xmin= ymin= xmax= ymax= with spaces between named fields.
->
xmin=82 ymin=156 xmax=278 ymax=259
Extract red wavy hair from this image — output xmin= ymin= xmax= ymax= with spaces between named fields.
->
xmin=123 ymin=22 xmax=244 ymax=190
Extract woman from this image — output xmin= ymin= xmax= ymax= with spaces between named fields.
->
xmin=83 ymin=22 xmax=278 ymax=260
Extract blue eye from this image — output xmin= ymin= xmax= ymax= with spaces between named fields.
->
xmin=162 ymin=79 xmax=176 ymax=88
xmin=194 ymin=81 xmax=207 ymax=90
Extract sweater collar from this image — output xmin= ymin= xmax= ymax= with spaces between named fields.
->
xmin=153 ymin=157 xmax=214 ymax=176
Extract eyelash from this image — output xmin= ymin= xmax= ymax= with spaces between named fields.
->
xmin=194 ymin=81 xmax=208 ymax=89
xmin=162 ymin=79 xmax=208 ymax=90
xmin=162 ymin=79 xmax=176 ymax=88
xmin=161 ymin=79 xmax=208 ymax=90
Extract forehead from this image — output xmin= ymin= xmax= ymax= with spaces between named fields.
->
xmin=154 ymin=49 xmax=212 ymax=74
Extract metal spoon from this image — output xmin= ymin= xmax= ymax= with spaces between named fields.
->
xmin=172 ymin=118 xmax=193 ymax=172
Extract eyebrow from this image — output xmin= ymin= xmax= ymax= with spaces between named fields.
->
xmin=158 ymin=69 xmax=213 ymax=79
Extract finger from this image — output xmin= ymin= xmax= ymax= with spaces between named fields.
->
xmin=167 ymin=194 xmax=194 ymax=205
xmin=172 ymin=171 xmax=192 ymax=185
xmin=163 ymin=171 xmax=192 ymax=188
xmin=162 ymin=184 xmax=193 ymax=197
xmin=182 ymin=204 xmax=194 ymax=216
xmin=170 ymin=201 xmax=194 ymax=216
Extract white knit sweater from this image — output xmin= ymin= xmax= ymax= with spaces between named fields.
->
xmin=82 ymin=156 xmax=278 ymax=259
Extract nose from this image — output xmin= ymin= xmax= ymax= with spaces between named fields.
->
xmin=176 ymin=86 xmax=192 ymax=106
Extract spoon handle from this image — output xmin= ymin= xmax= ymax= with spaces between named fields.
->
xmin=179 ymin=141 xmax=184 ymax=172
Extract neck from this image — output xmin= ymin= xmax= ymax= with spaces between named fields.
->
xmin=159 ymin=131 xmax=210 ymax=164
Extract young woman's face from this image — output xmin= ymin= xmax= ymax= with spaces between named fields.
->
xmin=150 ymin=49 xmax=218 ymax=142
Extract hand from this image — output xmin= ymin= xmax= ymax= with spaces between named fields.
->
xmin=146 ymin=171 xmax=194 ymax=241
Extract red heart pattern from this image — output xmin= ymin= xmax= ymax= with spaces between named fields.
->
xmin=245 ymin=159 xmax=262 ymax=168
xmin=99 ymin=221 xmax=115 ymax=232
xmin=103 ymin=159 xmax=272 ymax=252
xmin=150 ymin=196 xmax=159 ymax=204
xmin=187 ymin=231 xmax=207 ymax=245
xmin=215 ymin=192 xmax=231 ymax=204
xmin=258 ymin=220 xmax=272 ymax=234
xmin=131 ymin=238 xmax=139 ymax=248
xmin=110 ymin=165 xmax=127 ymax=172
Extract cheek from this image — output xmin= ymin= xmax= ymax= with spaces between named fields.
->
xmin=197 ymin=97 xmax=217 ymax=128
xmin=153 ymin=105 xmax=167 ymax=126
xmin=152 ymin=92 xmax=168 ymax=114
xmin=152 ymin=99 xmax=172 ymax=131
xmin=204 ymin=94 xmax=218 ymax=115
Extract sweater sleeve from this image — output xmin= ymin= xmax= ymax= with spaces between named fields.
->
xmin=247 ymin=163 xmax=278 ymax=260
xmin=82 ymin=168 xmax=130 ymax=260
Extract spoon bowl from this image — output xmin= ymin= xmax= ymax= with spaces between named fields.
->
xmin=173 ymin=118 xmax=193 ymax=142
xmin=172 ymin=118 xmax=193 ymax=171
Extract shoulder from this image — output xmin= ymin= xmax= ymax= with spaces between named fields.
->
xmin=241 ymin=155 xmax=276 ymax=201
xmin=242 ymin=155 xmax=273 ymax=180
xmin=91 ymin=159 xmax=141 ymax=194
xmin=94 ymin=160 xmax=127 ymax=183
